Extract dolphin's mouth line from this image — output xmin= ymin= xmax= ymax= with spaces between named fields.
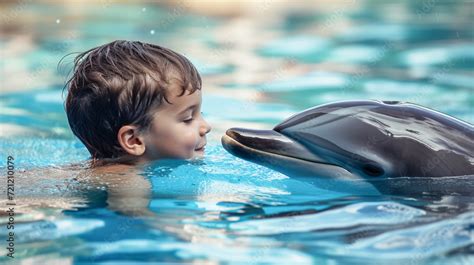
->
xmin=222 ymin=132 xmax=339 ymax=167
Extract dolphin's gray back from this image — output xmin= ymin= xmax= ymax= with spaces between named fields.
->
xmin=274 ymin=100 xmax=474 ymax=178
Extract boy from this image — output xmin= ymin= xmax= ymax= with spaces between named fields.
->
xmin=64 ymin=40 xmax=214 ymax=216
xmin=65 ymin=40 xmax=212 ymax=166
xmin=1 ymin=41 xmax=209 ymax=219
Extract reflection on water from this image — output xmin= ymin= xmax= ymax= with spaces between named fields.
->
xmin=0 ymin=0 xmax=473 ymax=264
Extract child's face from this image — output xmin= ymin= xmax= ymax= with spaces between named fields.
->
xmin=140 ymin=85 xmax=211 ymax=161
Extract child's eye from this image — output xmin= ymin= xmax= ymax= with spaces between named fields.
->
xmin=183 ymin=117 xmax=193 ymax=123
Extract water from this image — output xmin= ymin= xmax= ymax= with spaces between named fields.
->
xmin=1 ymin=1 xmax=473 ymax=264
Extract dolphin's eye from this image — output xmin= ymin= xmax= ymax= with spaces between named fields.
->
xmin=362 ymin=164 xmax=384 ymax=177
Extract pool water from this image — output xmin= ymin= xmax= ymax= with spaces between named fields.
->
xmin=1 ymin=1 xmax=473 ymax=264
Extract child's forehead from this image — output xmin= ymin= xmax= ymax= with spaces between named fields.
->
xmin=161 ymin=87 xmax=202 ymax=113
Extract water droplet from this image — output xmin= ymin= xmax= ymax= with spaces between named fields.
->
xmin=56 ymin=19 xmax=60 ymax=24
xmin=150 ymin=29 xmax=155 ymax=35
xmin=142 ymin=7 xmax=146 ymax=12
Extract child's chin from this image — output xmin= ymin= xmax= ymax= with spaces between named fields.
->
xmin=193 ymin=149 xmax=205 ymax=158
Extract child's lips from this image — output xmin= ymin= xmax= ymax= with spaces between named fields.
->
xmin=195 ymin=144 xmax=206 ymax=151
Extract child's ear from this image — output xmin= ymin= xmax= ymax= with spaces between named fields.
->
xmin=117 ymin=125 xmax=146 ymax=156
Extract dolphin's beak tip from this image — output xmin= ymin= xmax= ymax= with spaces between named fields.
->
xmin=221 ymin=133 xmax=230 ymax=146
xmin=224 ymin=127 xmax=240 ymax=139
xmin=221 ymin=129 xmax=240 ymax=155
xmin=222 ymin=127 xmax=244 ymax=147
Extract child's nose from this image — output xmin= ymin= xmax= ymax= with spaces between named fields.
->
xmin=200 ymin=119 xmax=211 ymax=136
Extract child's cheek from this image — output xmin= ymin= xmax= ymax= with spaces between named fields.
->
xmin=183 ymin=131 xmax=198 ymax=149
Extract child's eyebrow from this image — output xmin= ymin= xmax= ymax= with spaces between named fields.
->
xmin=178 ymin=104 xmax=199 ymax=115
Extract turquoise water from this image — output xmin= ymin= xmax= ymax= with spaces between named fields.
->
xmin=1 ymin=1 xmax=473 ymax=264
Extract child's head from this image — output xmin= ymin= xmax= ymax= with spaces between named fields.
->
xmin=65 ymin=40 xmax=211 ymax=163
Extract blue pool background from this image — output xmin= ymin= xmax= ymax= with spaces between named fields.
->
xmin=0 ymin=0 xmax=473 ymax=264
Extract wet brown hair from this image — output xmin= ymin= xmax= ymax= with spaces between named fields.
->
xmin=64 ymin=40 xmax=201 ymax=159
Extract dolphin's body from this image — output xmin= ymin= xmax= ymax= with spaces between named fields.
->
xmin=221 ymin=100 xmax=474 ymax=196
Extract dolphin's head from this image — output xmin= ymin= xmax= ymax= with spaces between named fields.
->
xmin=222 ymin=100 xmax=474 ymax=196
xmin=221 ymin=127 xmax=356 ymax=180
xmin=221 ymin=100 xmax=408 ymax=181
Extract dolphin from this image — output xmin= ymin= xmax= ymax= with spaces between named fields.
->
xmin=221 ymin=100 xmax=474 ymax=196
